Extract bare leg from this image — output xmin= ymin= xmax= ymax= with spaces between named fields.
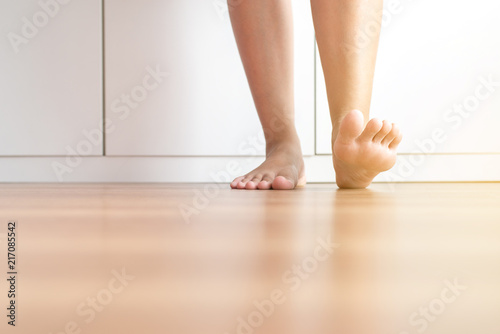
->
xmin=311 ymin=0 xmax=403 ymax=188
xmin=228 ymin=0 xmax=306 ymax=190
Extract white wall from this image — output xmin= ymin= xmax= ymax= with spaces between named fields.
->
xmin=316 ymin=0 xmax=500 ymax=155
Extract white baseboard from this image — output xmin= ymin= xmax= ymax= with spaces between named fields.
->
xmin=0 ymin=154 xmax=499 ymax=183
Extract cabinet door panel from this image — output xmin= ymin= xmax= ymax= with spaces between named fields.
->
xmin=105 ymin=0 xmax=315 ymax=156
xmin=0 ymin=0 xmax=103 ymax=156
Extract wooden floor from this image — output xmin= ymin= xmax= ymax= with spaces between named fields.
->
xmin=1 ymin=183 xmax=500 ymax=334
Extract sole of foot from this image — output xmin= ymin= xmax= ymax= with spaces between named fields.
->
xmin=332 ymin=109 xmax=403 ymax=189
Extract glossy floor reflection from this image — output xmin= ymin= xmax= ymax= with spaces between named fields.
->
xmin=0 ymin=183 xmax=499 ymax=334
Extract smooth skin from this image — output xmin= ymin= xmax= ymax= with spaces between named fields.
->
xmin=229 ymin=0 xmax=403 ymax=190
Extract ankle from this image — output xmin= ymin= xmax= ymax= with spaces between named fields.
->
xmin=265 ymin=126 xmax=299 ymax=144
xmin=265 ymin=130 xmax=301 ymax=156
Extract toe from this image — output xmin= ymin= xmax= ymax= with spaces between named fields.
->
xmin=389 ymin=132 xmax=403 ymax=150
xmin=381 ymin=124 xmax=400 ymax=146
xmin=337 ymin=110 xmax=365 ymax=144
xmin=230 ymin=176 xmax=244 ymax=189
xmin=245 ymin=176 xmax=263 ymax=190
xmin=257 ymin=181 xmax=272 ymax=190
xmin=359 ymin=118 xmax=383 ymax=142
xmin=271 ymin=170 xmax=296 ymax=190
xmin=236 ymin=175 xmax=252 ymax=189
xmin=245 ymin=181 xmax=258 ymax=190
xmin=372 ymin=120 xmax=392 ymax=143
xmin=257 ymin=175 xmax=273 ymax=190
xmin=272 ymin=176 xmax=295 ymax=190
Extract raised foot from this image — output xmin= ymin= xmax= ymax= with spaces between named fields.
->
xmin=230 ymin=137 xmax=306 ymax=190
xmin=333 ymin=110 xmax=403 ymax=189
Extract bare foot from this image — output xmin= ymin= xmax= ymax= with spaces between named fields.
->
xmin=230 ymin=134 xmax=306 ymax=190
xmin=332 ymin=110 xmax=403 ymax=189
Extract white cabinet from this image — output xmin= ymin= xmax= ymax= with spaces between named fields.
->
xmin=0 ymin=0 xmax=103 ymax=156
xmin=104 ymin=0 xmax=315 ymax=156
xmin=316 ymin=0 xmax=500 ymax=154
